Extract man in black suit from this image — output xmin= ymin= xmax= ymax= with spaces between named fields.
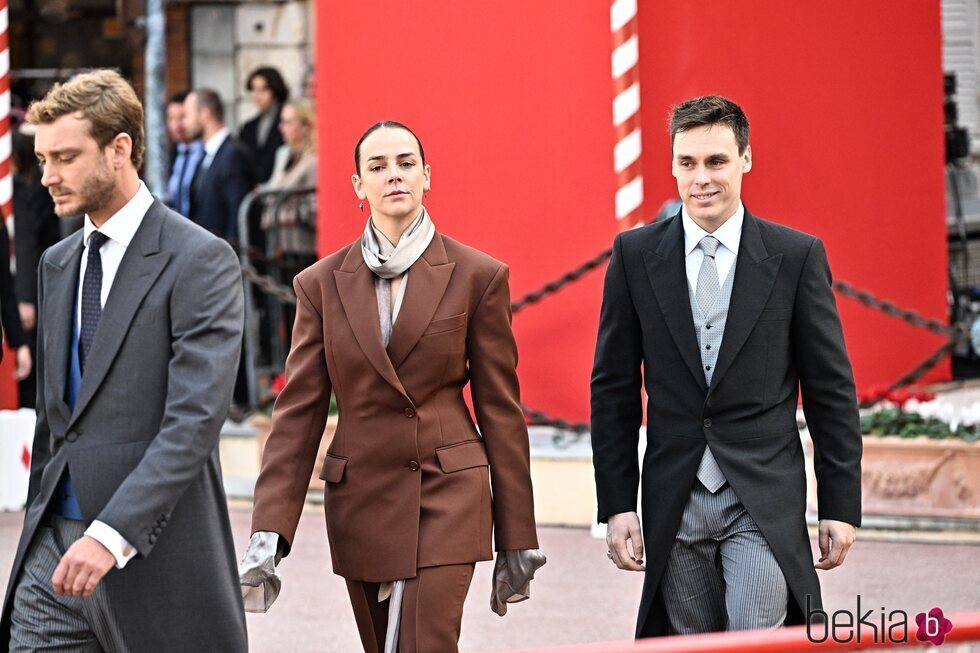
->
xmin=591 ymin=96 xmax=862 ymax=637
xmin=182 ymin=88 xmax=255 ymax=244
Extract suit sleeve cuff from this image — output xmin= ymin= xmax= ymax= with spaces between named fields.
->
xmin=85 ymin=520 xmax=138 ymax=569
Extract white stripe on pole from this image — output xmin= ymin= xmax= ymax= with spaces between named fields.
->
xmin=612 ymin=35 xmax=639 ymax=79
xmin=615 ymin=176 xmax=643 ymax=219
xmin=0 ymin=90 xmax=8 ymax=118
xmin=613 ymin=82 xmax=640 ymax=126
xmin=610 ymin=0 xmax=637 ymax=33
xmin=0 ymin=6 xmax=7 ymax=34
xmin=614 ymin=128 xmax=642 ymax=173
xmin=0 ymin=177 xmax=12 ymax=207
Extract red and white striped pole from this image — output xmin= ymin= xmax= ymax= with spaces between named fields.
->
xmin=0 ymin=0 xmax=11 ymax=222
xmin=611 ymin=0 xmax=644 ymax=230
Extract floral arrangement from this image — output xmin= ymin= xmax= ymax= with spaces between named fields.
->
xmin=858 ymin=386 xmax=980 ymax=443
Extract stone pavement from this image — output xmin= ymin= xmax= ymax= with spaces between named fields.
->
xmin=0 ymin=506 xmax=978 ymax=652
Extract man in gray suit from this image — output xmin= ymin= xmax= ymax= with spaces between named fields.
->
xmin=591 ymin=96 xmax=862 ymax=637
xmin=1 ymin=70 xmax=248 ymax=651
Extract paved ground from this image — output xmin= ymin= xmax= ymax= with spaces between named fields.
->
xmin=1 ymin=506 xmax=978 ymax=652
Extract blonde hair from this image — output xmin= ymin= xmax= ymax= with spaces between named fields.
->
xmin=27 ymin=69 xmax=145 ymax=169
xmin=285 ymin=98 xmax=317 ymax=155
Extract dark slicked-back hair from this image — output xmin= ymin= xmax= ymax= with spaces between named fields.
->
xmin=669 ymin=95 xmax=750 ymax=155
xmin=169 ymin=90 xmax=189 ymax=105
xmin=194 ymin=88 xmax=224 ymax=123
xmin=246 ymin=67 xmax=290 ymax=105
xmin=354 ymin=121 xmax=425 ymax=174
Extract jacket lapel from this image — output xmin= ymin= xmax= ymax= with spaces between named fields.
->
xmin=68 ymin=202 xmax=172 ymax=428
xmin=708 ymin=210 xmax=782 ymax=393
xmin=333 ymin=245 xmax=409 ymax=400
xmin=643 ymin=216 xmax=707 ymax=392
xmin=387 ymin=234 xmax=455 ymax=370
xmin=42 ymin=233 xmax=84 ymax=429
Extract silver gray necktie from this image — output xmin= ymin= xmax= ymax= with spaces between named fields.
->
xmin=695 ymin=235 xmax=727 ymax=493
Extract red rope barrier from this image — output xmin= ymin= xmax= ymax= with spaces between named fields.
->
xmin=508 ymin=611 xmax=980 ymax=652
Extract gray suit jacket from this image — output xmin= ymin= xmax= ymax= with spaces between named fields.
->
xmin=1 ymin=201 xmax=248 ymax=651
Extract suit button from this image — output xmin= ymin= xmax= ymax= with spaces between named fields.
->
xmin=703 ymin=418 xmax=713 ymax=428
xmin=403 ymin=407 xmax=416 ymax=418
xmin=406 ymin=460 xmax=420 ymax=471
xmin=66 ymin=432 xmax=79 ymax=442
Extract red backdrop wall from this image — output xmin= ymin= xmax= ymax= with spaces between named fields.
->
xmin=315 ymin=1 xmax=949 ymax=423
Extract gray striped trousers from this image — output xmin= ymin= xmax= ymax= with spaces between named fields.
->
xmin=9 ymin=515 xmax=128 ymax=652
xmin=660 ymin=481 xmax=789 ymax=634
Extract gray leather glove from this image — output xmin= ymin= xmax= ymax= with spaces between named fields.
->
xmin=239 ymin=531 xmax=283 ymax=613
xmin=491 ymin=548 xmax=547 ymax=616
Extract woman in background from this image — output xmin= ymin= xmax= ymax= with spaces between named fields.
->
xmin=240 ymin=66 xmax=289 ymax=184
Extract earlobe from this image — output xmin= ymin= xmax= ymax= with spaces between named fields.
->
xmin=351 ymin=174 xmax=366 ymax=199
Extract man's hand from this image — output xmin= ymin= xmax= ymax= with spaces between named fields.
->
xmin=15 ymin=345 xmax=31 ymax=380
xmin=815 ymin=519 xmax=856 ymax=570
xmin=52 ymin=535 xmax=116 ymax=598
xmin=606 ymin=511 xmax=645 ymax=571
xmin=18 ymin=302 xmax=36 ymax=331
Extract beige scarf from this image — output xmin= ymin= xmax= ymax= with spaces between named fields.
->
xmin=360 ymin=208 xmax=435 ymax=347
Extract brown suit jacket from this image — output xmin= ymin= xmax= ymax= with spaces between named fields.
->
xmin=251 ymin=231 xmax=539 ymax=582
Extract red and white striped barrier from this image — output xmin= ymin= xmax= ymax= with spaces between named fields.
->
xmin=0 ymin=0 xmax=11 ymax=222
xmin=611 ymin=0 xmax=643 ymax=230
xmin=0 ymin=409 xmax=34 ymax=512
xmin=507 ymin=611 xmax=980 ymax=652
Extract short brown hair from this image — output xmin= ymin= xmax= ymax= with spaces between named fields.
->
xmin=26 ymin=69 xmax=145 ymax=169
xmin=192 ymin=88 xmax=224 ymax=123
xmin=669 ymin=95 xmax=750 ymax=155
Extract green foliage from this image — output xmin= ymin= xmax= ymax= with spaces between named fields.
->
xmin=860 ymin=407 xmax=980 ymax=443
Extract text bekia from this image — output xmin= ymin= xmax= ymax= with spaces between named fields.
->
xmin=806 ymin=596 xmax=954 ymax=646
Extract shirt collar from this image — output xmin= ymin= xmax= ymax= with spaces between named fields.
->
xmin=83 ymin=181 xmax=154 ymax=249
xmin=203 ymin=127 xmax=230 ymax=158
xmin=682 ymin=202 xmax=745 ymax=256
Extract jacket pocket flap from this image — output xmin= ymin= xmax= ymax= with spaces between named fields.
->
xmin=758 ymin=308 xmax=792 ymax=322
xmin=319 ymin=454 xmax=348 ymax=483
xmin=422 ymin=312 xmax=467 ymax=336
xmin=435 ymin=440 xmax=489 ymax=473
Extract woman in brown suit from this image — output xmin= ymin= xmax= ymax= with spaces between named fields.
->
xmin=242 ymin=122 xmax=543 ymax=652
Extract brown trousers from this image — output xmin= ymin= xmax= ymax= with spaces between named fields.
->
xmin=345 ymin=563 xmax=475 ymax=653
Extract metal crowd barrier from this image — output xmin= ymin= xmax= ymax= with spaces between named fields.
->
xmin=236 ymin=186 xmax=317 ymax=408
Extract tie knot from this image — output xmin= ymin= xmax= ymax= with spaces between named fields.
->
xmin=88 ymin=231 xmax=109 ymax=252
xmin=698 ymin=236 xmax=719 ymax=258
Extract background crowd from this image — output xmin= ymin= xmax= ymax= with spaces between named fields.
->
xmin=1 ymin=64 xmax=317 ymax=415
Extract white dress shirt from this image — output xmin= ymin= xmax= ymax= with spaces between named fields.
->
xmin=78 ymin=181 xmax=155 ymax=569
xmin=201 ymin=126 xmax=230 ymax=172
xmin=682 ymin=202 xmax=744 ymax=290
